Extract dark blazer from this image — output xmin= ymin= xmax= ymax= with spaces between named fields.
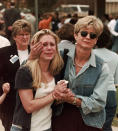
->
xmin=0 ymin=43 xmax=30 ymax=116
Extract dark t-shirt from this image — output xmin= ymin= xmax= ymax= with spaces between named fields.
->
xmin=12 ymin=66 xmax=33 ymax=130
xmin=12 ymin=50 xmax=68 ymax=129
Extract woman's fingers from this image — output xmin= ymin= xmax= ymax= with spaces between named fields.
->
xmin=67 ymin=89 xmax=75 ymax=97
xmin=2 ymin=83 xmax=10 ymax=94
xmin=29 ymin=42 xmax=43 ymax=59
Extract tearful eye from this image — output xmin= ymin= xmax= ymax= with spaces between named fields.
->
xmin=42 ymin=42 xmax=56 ymax=47
xmin=50 ymin=43 xmax=55 ymax=46
xmin=43 ymin=42 xmax=48 ymax=47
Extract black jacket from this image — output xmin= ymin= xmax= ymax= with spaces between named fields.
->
xmin=0 ymin=44 xmax=30 ymax=116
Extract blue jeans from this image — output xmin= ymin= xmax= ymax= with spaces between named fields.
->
xmin=10 ymin=125 xmax=52 ymax=131
xmin=103 ymin=91 xmax=117 ymax=131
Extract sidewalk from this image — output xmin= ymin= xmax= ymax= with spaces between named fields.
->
xmin=0 ymin=120 xmax=118 ymax=131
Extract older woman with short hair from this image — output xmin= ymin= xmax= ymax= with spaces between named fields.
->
xmin=0 ymin=19 xmax=32 ymax=131
xmin=52 ymin=16 xmax=114 ymax=131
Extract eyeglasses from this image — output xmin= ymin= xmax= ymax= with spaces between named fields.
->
xmin=18 ymin=34 xmax=30 ymax=37
xmin=80 ymin=31 xmax=97 ymax=39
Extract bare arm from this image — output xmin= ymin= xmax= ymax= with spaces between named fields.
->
xmin=0 ymin=82 xmax=10 ymax=104
xmin=19 ymin=89 xmax=54 ymax=114
xmin=19 ymin=80 xmax=69 ymax=113
xmin=0 ymin=93 xmax=7 ymax=104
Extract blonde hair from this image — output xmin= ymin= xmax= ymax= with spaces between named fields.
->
xmin=74 ymin=15 xmax=103 ymax=37
xmin=12 ymin=19 xmax=31 ymax=37
xmin=25 ymin=29 xmax=64 ymax=88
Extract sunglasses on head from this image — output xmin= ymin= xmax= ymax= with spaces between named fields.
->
xmin=80 ymin=31 xmax=97 ymax=39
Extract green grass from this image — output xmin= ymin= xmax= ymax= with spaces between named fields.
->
xmin=112 ymin=88 xmax=118 ymax=127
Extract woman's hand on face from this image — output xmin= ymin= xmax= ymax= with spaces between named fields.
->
xmin=29 ymin=41 xmax=43 ymax=60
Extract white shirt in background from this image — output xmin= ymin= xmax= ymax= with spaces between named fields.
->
xmin=94 ymin=48 xmax=118 ymax=90
xmin=107 ymin=19 xmax=118 ymax=36
xmin=18 ymin=49 xmax=29 ymax=65
xmin=58 ymin=40 xmax=75 ymax=52
xmin=0 ymin=35 xmax=10 ymax=48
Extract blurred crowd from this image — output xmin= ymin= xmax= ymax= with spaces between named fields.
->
xmin=0 ymin=1 xmax=118 ymax=52
xmin=0 ymin=1 xmax=118 ymax=131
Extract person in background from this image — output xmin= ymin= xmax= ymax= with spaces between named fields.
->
xmin=57 ymin=16 xmax=65 ymax=29
xmin=10 ymin=29 xmax=73 ymax=131
xmin=94 ymin=25 xmax=117 ymax=131
xmin=107 ymin=15 xmax=118 ymax=51
xmin=107 ymin=15 xmax=118 ymax=37
xmin=111 ymin=18 xmax=118 ymax=53
xmin=0 ymin=12 xmax=5 ymax=36
xmin=101 ymin=14 xmax=110 ymax=26
xmin=0 ymin=83 xmax=10 ymax=104
xmin=57 ymin=23 xmax=75 ymax=51
xmin=69 ymin=13 xmax=78 ymax=25
xmin=5 ymin=1 xmax=11 ymax=9
xmin=3 ymin=1 xmax=21 ymax=40
xmin=22 ymin=11 xmax=36 ymax=36
xmin=52 ymin=16 xmax=114 ymax=131
xmin=38 ymin=13 xmax=52 ymax=30
xmin=51 ymin=11 xmax=60 ymax=33
xmin=0 ymin=35 xmax=10 ymax=48
xmin=0 ymin=19 xmax=31 ymax=131
xmin=64 ymin=13 xmax=72 ymax=24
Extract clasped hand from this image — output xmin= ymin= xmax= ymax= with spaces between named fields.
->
xmin=53 ymin=80 xmax=75 ymax=103
xmin=2 ymin=82 xmax=10 ymax=94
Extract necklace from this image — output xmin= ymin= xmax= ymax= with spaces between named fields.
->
xmin=75 ymin=63 xmax=83 ymax=68
xmin=74 ymin=58 xmax=84 ymax=68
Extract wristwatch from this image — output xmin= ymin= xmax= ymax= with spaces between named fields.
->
xmin=73 ymin=97 xmax=77 ymax=105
